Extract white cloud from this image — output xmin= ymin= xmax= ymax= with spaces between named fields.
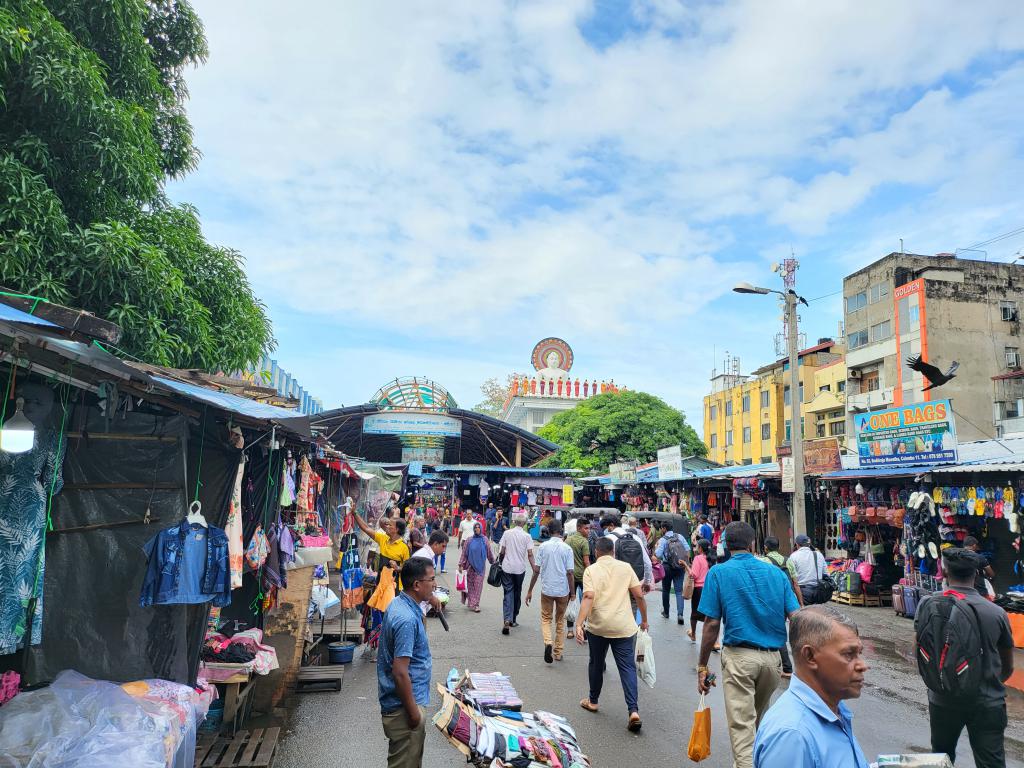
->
xmin=169 ymin=0 xmax=1024 ymax=420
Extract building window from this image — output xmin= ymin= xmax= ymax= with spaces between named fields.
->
xmin=848 ymin=328 xmax=869 ymax=349
xmin=869 ymin=282 xmax=889 ymax=304
xmin=830 ymin=421 xmax=846 ymax=436
xmin=760 ymin=455 xmax=771 ymax=463
xmin=862 ymin=370 xmax=880 ymax=392
xmin=742 ymin=458 xmax=753 ymax=465
xmin=710 ymin=404 xmax=717 ymax=421
xmin=1007 ymin=347 xmax=1021 ymax=369
xmin=760 ymin=390 xmax=770 ymax=408
xmin=846 ymin=292 xmax=867 ymax=313
xmin=816 ymin=423 xmax=826 ymax=438
xmin=1001 ymin=301 xmax=1019 ymax=322
xmin=869 ymin=320 xmax=892 ymax=342
xmin=761 ymin=423 xmax=771 ymax=440
xmin=725 ymin=430 xmax=733 ymax=446
xmin=837 ymin=380 xmax=846 ymax=393
xmin=743 ymin=426 xmax=751 ymax=443
xmin=742 ymin=394 xmax=750 ymax=413
xmin=725 ymin=400 xmax=733 ymax=417
xmin=819 ymin=384 xmax=831 ymax=392
xmin=784 ymin=420 xmax=791 ymax=443
xmin=710 ymin=434 xmax=717 ymax=448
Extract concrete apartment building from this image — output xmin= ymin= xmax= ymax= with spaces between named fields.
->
xmin=843 ymin=253 xmax=1024 ymax=442
xmin=703 ymin=341 xmax=844 ymax=465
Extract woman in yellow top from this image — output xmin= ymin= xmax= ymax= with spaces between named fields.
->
xmin=353 ymin=514 xmax=410 ymax=572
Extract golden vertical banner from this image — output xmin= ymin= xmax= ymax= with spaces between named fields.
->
xmin=562 ymin=484 xmax=574 ymax=505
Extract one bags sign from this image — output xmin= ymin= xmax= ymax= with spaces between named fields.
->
xmin=855 ymin=399 xmax=958 ymax=467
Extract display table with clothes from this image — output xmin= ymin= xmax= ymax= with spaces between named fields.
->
xmin=433 ymin=670 xmax=590 ymax=767
xmin=0 ymin=670 xmax=213 ymax=768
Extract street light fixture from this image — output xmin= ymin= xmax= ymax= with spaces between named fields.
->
xmin=732 ymin=282 xmax=808 ymax=538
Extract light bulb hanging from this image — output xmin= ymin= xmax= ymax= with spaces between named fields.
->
xmin=0 ymin=397 xmax=35 ymax=453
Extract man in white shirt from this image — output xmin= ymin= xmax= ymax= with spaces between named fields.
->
xmin=498 ymin=513 xmax=536 ymax=635
xmin=457 ymin=511 xmax=477 ymax=549
xmin=789 ymin=535 xmax=826 ymax=605
xmin=526 ymin=519 xmax=575 ymax=663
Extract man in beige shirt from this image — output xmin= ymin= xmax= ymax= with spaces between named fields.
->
xmin=575 ymin=536 xmax=648 ymax=732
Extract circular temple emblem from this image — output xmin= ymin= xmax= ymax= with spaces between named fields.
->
xmin=531 ymin=337 xmax=574 ymax=373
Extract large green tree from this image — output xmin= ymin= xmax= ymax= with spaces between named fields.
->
xmin=0 ymin=0 xmax=274 ymax=369
xmin=472 ymin=372 xmax=523 ymax=417
xmin=538 ymin=390 xmax=705 ymax=472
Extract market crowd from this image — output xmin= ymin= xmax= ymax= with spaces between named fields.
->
xmin=364 ymin=504 xmax=1015 ymax=768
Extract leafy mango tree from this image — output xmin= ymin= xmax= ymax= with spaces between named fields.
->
xmin=0 ymin=0 xmax=273 ymax=369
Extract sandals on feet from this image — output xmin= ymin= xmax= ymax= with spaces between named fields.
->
xmin=627 ymin=713 xmax=642 ymax=732
xmin=580 ymin=699 xmax=599 ymax=713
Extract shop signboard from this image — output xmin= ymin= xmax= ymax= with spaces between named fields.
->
xmin=803 ymin=438 xmax=842 ymax=474
xmin=562 ymin=484 xmax=574 ymax=505
xmin=609 ymin=461 xmax=637 ymax=484
xmin=855 ymin=399 xmax=957 ymax=467
xmin=657 ymin=445 xmax=684 ymax=481
xmin=363 ymin=412 xmax=462 ymax=437
xmin=401 ymin=446 xmax=445 ymax=464
xmin=781 ymin=457 xmax=795 ymax=492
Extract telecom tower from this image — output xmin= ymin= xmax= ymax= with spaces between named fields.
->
xmin=773 ymin=257 xmax=807 ymax=358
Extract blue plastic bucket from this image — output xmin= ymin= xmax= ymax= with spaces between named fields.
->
xmin=328 ymin=641 xmax=356 ymax=664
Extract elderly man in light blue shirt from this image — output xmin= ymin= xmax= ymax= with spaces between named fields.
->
xmin=526 ymin=519 xmax=576 ymax=663
xmin=754 ymin=606 xmax=870 ymax=768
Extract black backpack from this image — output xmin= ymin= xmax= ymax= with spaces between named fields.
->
xmin=914 ymin=590 xmax=986 ymax=699
xmin=611 ymin=532 xmax=645 ymax=581
xmin=666 ymin=535 xmax=690 ymax=569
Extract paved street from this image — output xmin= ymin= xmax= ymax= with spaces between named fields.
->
xmin=275 ymin=551 xmax=1024 ymax=768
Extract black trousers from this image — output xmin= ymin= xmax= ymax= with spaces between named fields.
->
xmin=501 ymin=571 xmax=525 ymax=623
xmin=929 ymin=701 xmax=1007 ymax=768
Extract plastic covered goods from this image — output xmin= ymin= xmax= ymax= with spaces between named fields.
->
xmin=0 ymin=670 xmax=206 ymax=768
xmin=634 ymin=629 xmax=656 ymax=688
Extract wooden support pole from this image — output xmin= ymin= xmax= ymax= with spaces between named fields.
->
xmin=515 ymin=438 xmax=522 ymax=468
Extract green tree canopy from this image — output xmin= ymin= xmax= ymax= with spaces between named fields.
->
xmin=472 ymin=372 xmax=522 ymax=417
xmin=537 ymin=390 xmax=705 ymax=472
xmin=0 ymin=0 xmax=273 ymax=369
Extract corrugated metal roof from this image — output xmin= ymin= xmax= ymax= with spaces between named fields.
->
xmin=695 ymin=462 xmax=780 ymax=479
xmin=0 ymin=302 xmax=57 ymax=327
xmin=152 ymin=376 xmax=310 ymax=436
xmin=432 ymin=464 xmax=582 ymax=475
xmin=931 ymin=462 xmax=1024 ymax=474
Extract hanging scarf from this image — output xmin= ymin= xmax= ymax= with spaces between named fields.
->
xmin=466 ymin=527 xmax=488 ymax=574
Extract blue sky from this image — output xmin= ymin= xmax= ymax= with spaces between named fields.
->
xmin=168 ymin=1 xmax=1024 ymax=425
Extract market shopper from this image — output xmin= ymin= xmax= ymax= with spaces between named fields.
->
xmin=413 ymin=531 xmax=447 ymax=563
xmin=499 ymin=512 xmax=536 ymax=635
xmin=567 ymin=519 xmax=592 ymax=604
xmin=789 ymin=534 xmax=827 ymax=605
xmin=697 ymin=522 xmax=800 ymax=768
xmin=575 ymin=536 xmax=647 ymax=732
xmin=753 ymin=606 xmax=870 ymax=768
xmin=459 ymin=522 xmax=494 ymax=612
xmin=457 ymin=509 xmax=477 ymax=549
xmin=963 ymin=535 xmax=996 ymax=594
xmin=653 ymin=520 xmax=690 ymax=624
xmin=761 ymin=535 xmax=803 ymax=677
xmin=378 ymin=557 xmax=435 ymax=768
xmin=354 ymin=514 xmax=410 ymax=574
xmin=687 ymin=538 xmax=712 ymax=642
xmin=491 ymin=510 xmax=507 ymax=544
xmin=526 ymin=519 xmax=576 ymax=662
xmin=918 ymin=548 xmax=1014 ymax=768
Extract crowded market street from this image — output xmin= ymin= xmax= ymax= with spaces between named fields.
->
xmin=274 ymin=540 xmax=1024 ymax=768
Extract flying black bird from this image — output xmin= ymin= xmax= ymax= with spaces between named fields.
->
xmin=906 ymin=354 xmax=959 ymax=392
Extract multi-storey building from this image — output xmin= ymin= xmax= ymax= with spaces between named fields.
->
xmin=803 ymin=357 xmax=848 ymax=449
xmin=703 ymin=341 xmax=843 ymax=465
xmin=843 ymin=253 xmax=1024 ymax=442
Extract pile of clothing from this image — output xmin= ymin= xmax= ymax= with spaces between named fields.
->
xmin=199 ymin=628 xmax=279 ymax=677
xmin=433 ymin=672 xmax=590 ymax=768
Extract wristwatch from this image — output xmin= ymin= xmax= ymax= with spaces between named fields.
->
xmin=697 ymin=665 xmax=709 ymax=673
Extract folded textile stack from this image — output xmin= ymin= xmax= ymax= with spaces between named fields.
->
xmin=433 ymin=683 xmax=591 ymax=768
xmin=463 ymin=672 xmax=524 ymax=711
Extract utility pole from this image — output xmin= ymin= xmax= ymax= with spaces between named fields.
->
xmin=785 ymin=290 xmax=806 ymax=538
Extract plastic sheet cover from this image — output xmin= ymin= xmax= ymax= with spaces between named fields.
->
xmin=0 ymin=670 xmax=204 ymax=768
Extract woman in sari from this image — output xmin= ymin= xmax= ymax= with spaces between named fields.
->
xmin=459 ymin=522 xmax=493 ymax=612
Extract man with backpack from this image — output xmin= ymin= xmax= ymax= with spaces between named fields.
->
xmin=760 ymin=536 xmax=803 ymax=678
xmin=654 ymin=521 xmax=690 ymax=624
xmin=915 ymin=548 xmax=1014 ymax=768
xmin=606 ymin=518 xmax=653 ymax=593
xmin=789 ymin=534 xmax=830 ymax=605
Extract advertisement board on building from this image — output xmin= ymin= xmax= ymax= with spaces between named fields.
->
xmin=855 ymin=399 xmax=957 ymax=467
xmin=363 ymin=412 xmax=462 ymax=437
xmin=803 ymin=438 xmax=842 ymax=474
xmin=781 ymin=457 xmax=795 ymax=492
xmin=562 ymin=484 xmax=574 ymax=505
xmin=609 ymin=461 xmax=638 ymax=484
xmin=401 ymin=446 xmax=446 ymax=464
xmin=657 ymin=445 xmax=684 ymax=481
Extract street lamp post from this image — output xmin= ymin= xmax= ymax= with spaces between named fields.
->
xmin=733 ymin=282 xmax=807 ymax=538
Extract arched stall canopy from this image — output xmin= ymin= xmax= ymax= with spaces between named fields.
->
xmin=312 ymin=404 xmax=558 ymax=468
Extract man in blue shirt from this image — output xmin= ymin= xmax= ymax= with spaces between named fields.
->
xmin=754 ymin=606 xmax=869 ymax=768
xmin=378 ymin=557 xmax=435 ymax=768
xmin=697 ymin=522 xmax=800 ymax=768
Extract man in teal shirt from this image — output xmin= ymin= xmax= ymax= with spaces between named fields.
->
xmin=754 ymin=606 xmax=869 ymax=768
xmin=696 ymin=522 xmax=800 ymax=768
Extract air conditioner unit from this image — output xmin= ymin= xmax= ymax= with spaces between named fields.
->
xmin=849 ymin=369 xmax=862 ymax=380
xmin=1007 ymin=352 xmax=1021 ymax=369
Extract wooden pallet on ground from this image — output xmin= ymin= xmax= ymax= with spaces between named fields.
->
xmin=195 ymin=727 xmax=279 ymax=767
xmin=831 ymin=590 xmax=893 ymax=607
xmin=295 ymin=664 xmax=345 ymax=693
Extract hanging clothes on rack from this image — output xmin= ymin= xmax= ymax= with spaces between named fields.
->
xmin=226 ymin=427 xmax=245 ymax=589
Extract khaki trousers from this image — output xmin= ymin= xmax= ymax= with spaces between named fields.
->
xmin=382 ymin=706 xmax=426 ymax=768
xmin=721 ymin=646 xmax=782 ymax=768
xmin=540 ymin=594 xmax=570 ymax=657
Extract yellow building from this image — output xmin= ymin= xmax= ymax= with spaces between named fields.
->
xmin=703 ymin=340 xmax=844 ymax=465
xmin=803 ymin=357 xmax=849 ymax=450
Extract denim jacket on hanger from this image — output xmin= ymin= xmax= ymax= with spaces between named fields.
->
xmin=139 ymin=520 xmax=231 ymax=607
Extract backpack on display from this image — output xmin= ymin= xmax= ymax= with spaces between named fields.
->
xmin=914 ymin=590 xmax=986 ymax=699
xmin=612 ymin=532 xmax=645 ymax=581
xmin=666 ymin=536 xmax=689 ymax=569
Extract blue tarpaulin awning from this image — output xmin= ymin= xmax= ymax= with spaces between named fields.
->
xmin=0 ymin=302 xmax=57 ymax=327
xmin=152 ymin=376 xmax=310 ymax=437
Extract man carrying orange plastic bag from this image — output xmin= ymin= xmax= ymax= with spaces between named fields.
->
xmin=687 ymin=688 xmax=712 ymax=761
